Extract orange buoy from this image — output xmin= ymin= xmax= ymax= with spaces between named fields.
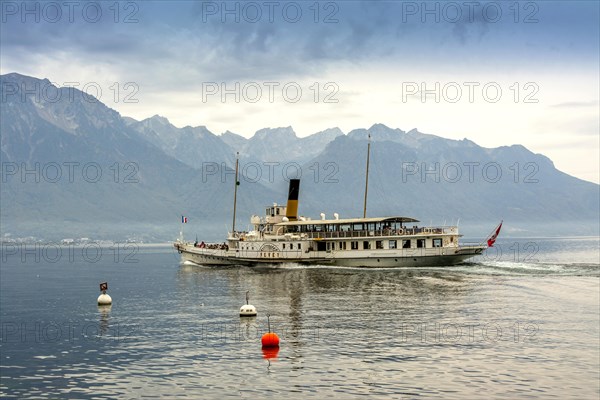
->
xmin=261 ymin=314 xmax=280 ymax=348
xmin=261 ymin=332 xmax=280 ymax=347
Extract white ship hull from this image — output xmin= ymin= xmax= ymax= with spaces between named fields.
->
xmin=175 ymin=242 xmax=485 ymax=268
xmin=175 ymin=178 xmax=498 ymax=269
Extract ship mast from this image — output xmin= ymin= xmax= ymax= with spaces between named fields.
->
xmin=231 ymin=152 xmax=240 ymax=234
xmin=363 ymin=134 xmax=371 ymax=218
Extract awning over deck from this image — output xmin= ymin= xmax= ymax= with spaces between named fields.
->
xmin=275 ymin=216 xmax=419 ymax=227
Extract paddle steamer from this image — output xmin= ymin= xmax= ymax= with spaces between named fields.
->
xmin=174 ymin=176 xmax=492 ymax=267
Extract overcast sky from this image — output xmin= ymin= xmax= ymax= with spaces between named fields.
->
xmin=1 ymin=0 xmax=598 ymax=182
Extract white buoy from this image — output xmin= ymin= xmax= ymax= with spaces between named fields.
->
xmin=97 ymin=282 xmax=112 ymax=306
xmin=240 ymin=291 xmax=257 ymax=317
xmin=97 ymin=293 xmax=112 ymax=306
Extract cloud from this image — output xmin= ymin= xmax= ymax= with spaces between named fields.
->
xmin=1 ymin=1 xmax=598 ymax=183
xmin=3 ymin=1 xmax=598 ymax=87
xmin=551 ymin=101 xmax=599 ymax=109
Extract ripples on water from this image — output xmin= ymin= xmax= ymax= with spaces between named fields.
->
xmin=0 ymin=238 xmax=598 ymax=398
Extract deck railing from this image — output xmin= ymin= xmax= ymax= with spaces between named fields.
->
xmin=302 ymin=227 xmax=456 ymax=240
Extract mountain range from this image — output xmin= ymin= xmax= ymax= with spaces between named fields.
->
xmin=1 ymin=73 xmax=598 ymax=241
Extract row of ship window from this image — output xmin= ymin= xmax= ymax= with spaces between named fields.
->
xmin=324 ymin=238 xmax=443 ymax=250
xmin=240 ymin=238 xmax=445 ymax=252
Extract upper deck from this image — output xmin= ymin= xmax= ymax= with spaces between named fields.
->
xmin=263 ymin=216 xmax=458 ymax=239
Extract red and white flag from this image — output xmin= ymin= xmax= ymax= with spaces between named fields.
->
xmin=486 ymin=221 xmax=503 ymax=247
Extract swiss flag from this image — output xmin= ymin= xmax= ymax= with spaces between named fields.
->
xmin=487 ymin=221 xmax=503 ymax=247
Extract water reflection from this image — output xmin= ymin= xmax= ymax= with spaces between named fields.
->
xmin=239 ymin=316 xmax=258 ymax=341
xmin=176 ymin=265 xmax=472 ymax=298
xmin=174 ymin=265 xmax=476 ymax=367
xmin=261 ymin=347 xmax=280 ymax=360
xmin=97 ymin=304 xmax=111 ymax=336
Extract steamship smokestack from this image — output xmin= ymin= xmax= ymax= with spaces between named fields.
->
xmin=285 ymin=179 xmax=300 ymax=221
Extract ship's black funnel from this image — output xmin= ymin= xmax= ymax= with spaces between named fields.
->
xmin=285 ymin=179 xmax=300 ymax=221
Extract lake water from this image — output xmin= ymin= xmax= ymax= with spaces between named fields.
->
xmin=1 ymin=237 xmax=599 ymax=399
